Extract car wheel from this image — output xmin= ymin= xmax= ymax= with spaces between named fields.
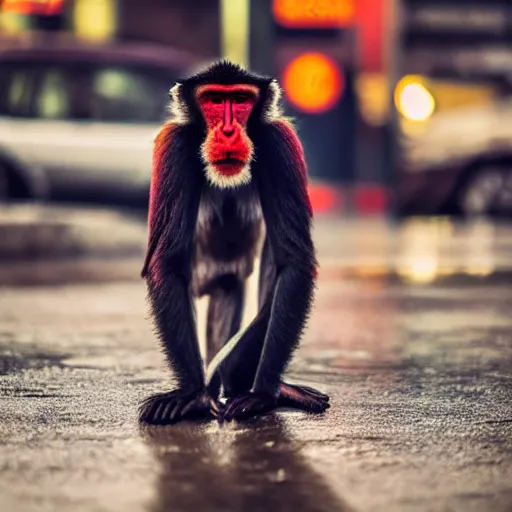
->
xmin=0 ymin=162 xmax=34 ymax=203
xmin=457 ymin=164 xmax=512 ymax=216
xmin=0 ymin=164 xmax=9 ymax=201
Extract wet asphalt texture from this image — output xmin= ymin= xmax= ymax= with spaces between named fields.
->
xmin=1 ymin=267 xmax=511 ymax=512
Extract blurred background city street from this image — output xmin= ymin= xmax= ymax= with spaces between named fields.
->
xmin=0 ymin=1 xmax=511 ymax=511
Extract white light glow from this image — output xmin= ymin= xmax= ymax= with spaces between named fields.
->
xmin=395 ymin=76 xmax=436 ymax=122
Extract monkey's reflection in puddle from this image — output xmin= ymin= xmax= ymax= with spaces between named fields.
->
xmin=141 ymin=415 xmax=352 ymax=512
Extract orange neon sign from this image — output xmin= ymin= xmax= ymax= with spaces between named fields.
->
xmin=1 ymin=0 xmax=64 ymax=16
xmin=282 ymin=53 xmax=344 ymax=114
xmin=273 ymin=0 xmax=355 ymax=28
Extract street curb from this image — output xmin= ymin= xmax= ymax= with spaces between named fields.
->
xmin=1 ymin=205 xmax=511 ymax=286
xmin=0 ymin=257 xmax=144 ymax=286
xmin=2 ymin=254 xmax=511 ymax=287
xmin=0 ymin=205 xmax=146 ymax=261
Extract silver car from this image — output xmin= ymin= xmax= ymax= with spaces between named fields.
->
xmin=397 ymin=98 xmax=512 ymax=217
xmin=0 ymin=38 xmax=202 ymax=206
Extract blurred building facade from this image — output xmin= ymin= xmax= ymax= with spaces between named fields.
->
xmin=0 ymin=0 xmax=220 ymax=57
xmin=1 ymin=0 xmax=511 ymax=218
xmin=0 ymin=0 xmax=391 ymax=211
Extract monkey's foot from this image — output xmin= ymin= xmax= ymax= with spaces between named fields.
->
xmin=220 ymin=392 xmax=277 ymax=422
xmin=277 ymin=382 xmax=330 ymax=413
xmin=139 ymin=389 xmax=221 ymax=425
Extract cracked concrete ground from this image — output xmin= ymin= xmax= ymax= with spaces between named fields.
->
xmin=1 ymin=262 xmax=511 ymax=511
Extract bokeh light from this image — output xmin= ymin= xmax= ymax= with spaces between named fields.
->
xmin=395 ymin=75 xmax=436 ymax=122
xmin=282 ymin=52 xmax=344 ymax=114
xmin=272 ymin=0 xmax=355 ymax=28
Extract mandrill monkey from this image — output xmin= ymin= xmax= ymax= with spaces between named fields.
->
xmin=139 ymin=60 xmax=330 ymax=425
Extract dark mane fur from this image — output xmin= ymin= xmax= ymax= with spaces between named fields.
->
xmin=184 ymin=59 xmax=272 ymax=88
xmin=172 ymin=60 xmax=280 ymax=126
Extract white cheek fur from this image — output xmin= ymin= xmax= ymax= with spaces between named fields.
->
xmin=169 ymin=74 xmax=285 ymax=190
xmin=203 ymin=162 xmax=252 ymax=189
xmin=199 ymin=136 xmax=254 ymax=189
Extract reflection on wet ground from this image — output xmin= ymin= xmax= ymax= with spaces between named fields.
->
xmin=316 ymin=216 xmax=512 ymax=284
xmin=2 ymin=215 xmax=512 ymax=288
xmin=0 ymin=268 xmax=511 ymax=511
xmin=143 ymin=417 xmax=353 ymax=512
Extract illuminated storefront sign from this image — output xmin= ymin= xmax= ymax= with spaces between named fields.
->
xmin=1 ymin=0 xmax=64 ymax=16
xmin=273 ymin=0 xmax=355 ymax=28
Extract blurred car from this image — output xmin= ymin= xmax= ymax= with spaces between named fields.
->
xmin=0 ymin=37 xmax=204 ymax=206
xmin=396 ymin=98 xmax=512 ymax=217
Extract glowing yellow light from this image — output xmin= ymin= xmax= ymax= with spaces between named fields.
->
xmin=220 ymin=0 xmax=250 ymax=67
xmin=0 ymin=11 xmax=28 ymax=33
xmin=356 ymin=73 xmax=390 ymax=126
xmin=395 ymin=76 xmax=436 ymax=122
xmin=399 ymin=255 xmax=439 ymax=284
xmin=73 ymin=0 xmax=115 ymax=41
xmin=463 ymin=219 xmax=495 ymax=277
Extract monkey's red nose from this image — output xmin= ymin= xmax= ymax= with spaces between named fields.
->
xmin=216 ymin=126 xmax=238 ymax=144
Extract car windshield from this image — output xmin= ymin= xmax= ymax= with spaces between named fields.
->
xmin=0 ymin=59 xmax=177 ymax=123
xmin=89 ymin=65 xmax=172 ymax=123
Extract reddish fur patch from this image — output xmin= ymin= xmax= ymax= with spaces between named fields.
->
xmin=142 ymin=122 xmax=177 ymax=279
xmin=272 ymin=118 xmax=310 ymax=189
xmin=272 ymin=119 xmax=318 ymax=279
xmin=146 ymin=123 xmax=176 ymax=277
xmin=148 ymin=122 xmax=176 ymax=232
xmin=196 ymin=84 xmax=258 ymax=178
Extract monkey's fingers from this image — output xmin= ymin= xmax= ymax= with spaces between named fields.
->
xmin=179 ymin=394 xmax=217 ymax=419
xmin=139 ymin=390 xmax=214 ymax=425
xmin=280 ymin=382 xmax=330 ymax=402
xmin=285 ymin=383 xmax=329 ymax=401
xmin=209 ymin=398 xmax=225 ymax=419
xmin=220 ymin=392 xmax=277 ymax=422
xmin=277 ymin=384 xmax=330 ymax=414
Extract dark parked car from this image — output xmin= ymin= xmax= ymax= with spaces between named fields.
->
xmin=0 ymin=36 xmax=204 ymax=205
xmin=396 ymin=98 xmax=512 ymax=217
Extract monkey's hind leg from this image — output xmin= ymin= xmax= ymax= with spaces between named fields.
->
xmin=139 ymin=272 xmax=219 ymax=426
xmin=205 ymin=274 xmax=245 ymax=408
xmin=220 ymin=238 xmax=329 ymax=422
xmin=260 ymin=237 xmax=330 ymax=415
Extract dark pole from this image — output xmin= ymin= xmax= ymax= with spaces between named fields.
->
xmin=248 ymin=0 xmax=275 ymax=76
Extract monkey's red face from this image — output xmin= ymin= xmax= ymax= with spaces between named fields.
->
xmin=196 ymin=84 xmax=259 ymax=188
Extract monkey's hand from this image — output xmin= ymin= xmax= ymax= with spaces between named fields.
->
xmin=220 ymin=392 xmax=277 ymax=422
xmin=277 ymin=382 xmax=330 ymax=413
xmin=139 ymin=389 xmax=222 ymax=425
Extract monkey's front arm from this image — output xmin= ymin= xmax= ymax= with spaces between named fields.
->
xmin=139 ymin=123 xmax=221 ymax=425
xmin=216 ymin=120 xmax=330 ymax=421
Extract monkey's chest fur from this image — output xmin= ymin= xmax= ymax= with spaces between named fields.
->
xmin=191 ymin=184 xmax=263 ymax=297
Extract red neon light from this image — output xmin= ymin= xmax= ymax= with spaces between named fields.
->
xmin=273 ymin=0 xmax=355 ymax=28
xmin=1 ymin=0 xmax=64 ymax=16
xmin=308 ymin=184 xmax=342 ymax=212
xmin=354 ymin=185 xmax=388 ymax=214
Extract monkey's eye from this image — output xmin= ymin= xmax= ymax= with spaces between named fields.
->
xmin=208 ymin=94 xmax=223 ymax=104
xmin=232 ymin=94 xmax=249 ymax=104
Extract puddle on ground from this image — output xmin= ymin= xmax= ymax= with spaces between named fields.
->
xmin=0 ymin=343 xmax=68 ymax=376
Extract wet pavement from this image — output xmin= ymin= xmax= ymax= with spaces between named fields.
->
xmin=2 ymin=205 xmax=512 ymax=287
xmin=1 ymin=261 xmax=511 ymax=511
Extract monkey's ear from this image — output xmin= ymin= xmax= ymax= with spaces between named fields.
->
xmin=264 ymin=79 xmax=283 ymax=122
xmin=169 ymin=83 xmax=182 ymax=99
xmin=168 ymin=83 xmax=190 ymax=124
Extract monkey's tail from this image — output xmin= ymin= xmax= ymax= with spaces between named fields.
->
xmin=204 ymin=327 xmax=246 ymax=387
